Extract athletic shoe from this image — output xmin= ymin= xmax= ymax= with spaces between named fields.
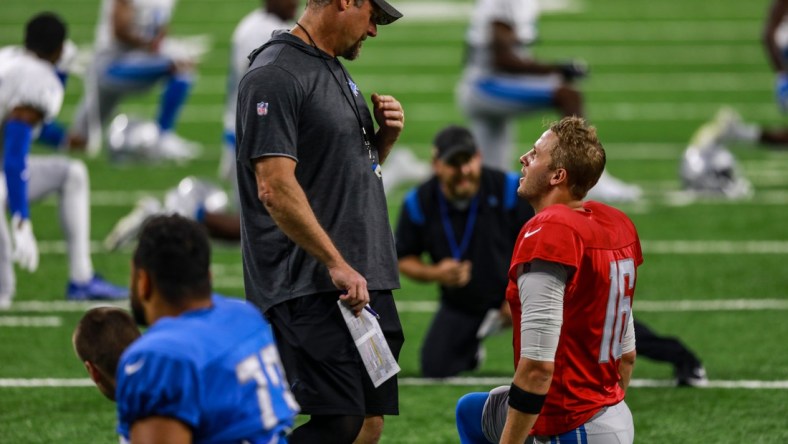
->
xmin=712 ymin=107 xmax=760 ymax=144
xmin=103 ymin=197 xmax=162 ymax=251
xmin=587 ymin=170 xmax=643 ymax=203
xmin=157 ymin=132 xmax=202 ymax=162
xmin=676 ymin=363 xmax=709 ymax=387
xmin=690 ymin=107 xmax=759 ymax=150
xmin=382 ymin=148 xmax=432 ymax=192
xmin=66 ymin=274 xmax=128 ymax=301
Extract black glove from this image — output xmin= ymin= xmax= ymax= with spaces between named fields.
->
xmin=557 ymin=59 xmax=589 ymax=82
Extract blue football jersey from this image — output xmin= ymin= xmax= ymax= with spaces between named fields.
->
xmin=116 ymin=295 xmax=299 ymax=443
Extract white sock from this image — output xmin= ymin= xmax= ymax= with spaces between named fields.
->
xmin=61 ymin=160 xmax=94 ymax=283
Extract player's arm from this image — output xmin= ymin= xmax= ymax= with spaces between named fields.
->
xmin=501 ymin=260 xmax=567 ymax=444
xmin=130 ymin=416 xmax=191 ymax=444
xmin=399 ymin=255 xmax=471 ymax=287
xmin=253 ymin=156 xmax=368 ymax=313
xmin=763 ymin=0 xmax=788 ymax=73
xmin=618 ymin=312 xmax=637 ymax=391
xmin=112 ymin=0 xmax=163 ymax=50
xmin=490 ymin=21 xmax=559 ymax=75
xmin=3 ymin=106 xmax=44 ymax=272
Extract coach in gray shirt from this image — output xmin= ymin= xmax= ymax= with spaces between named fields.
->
xmin=235 ymin=0 xmax=405 ymax=443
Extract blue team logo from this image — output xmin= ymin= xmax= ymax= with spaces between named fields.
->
xmin=257 ymin=101 xmax=269 ymax=116
xmin=348 ymin=79 xmax=359 ymax=97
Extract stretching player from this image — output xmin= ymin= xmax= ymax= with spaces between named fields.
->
xmin=67 ymin=0 xmax=201 ymax=160
xmin=0 ymin=12 xmax=127 ymax=310
xmin=105 ymin=0 xmax=299 ymax=249
xmin=457 ymin=0 xmax=641 ymax=202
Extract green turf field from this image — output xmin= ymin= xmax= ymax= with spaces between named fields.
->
xmin=1 ymin=0 xmax=787 ymax=442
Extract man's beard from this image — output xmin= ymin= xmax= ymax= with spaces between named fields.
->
xmin=130 ymin=287 xmax=148 ymax=327
xmin=341 ymin=40 xmax=363 ymax=60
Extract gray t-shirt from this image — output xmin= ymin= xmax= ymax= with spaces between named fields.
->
xmin=236 ymin=32 xmax=400 ymax=312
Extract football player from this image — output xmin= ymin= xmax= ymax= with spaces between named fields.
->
xmin=0 ymin=12 xmax=128 ymax=309
xmin=456 ymin=117 xmax=639 ymax=443
xmin=456 ymin=0 xmax=641 ymax=203
xmin=67 ymin=0 xmax=201 ymax=161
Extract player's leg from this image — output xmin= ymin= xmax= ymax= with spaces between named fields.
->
xmin=0 ymin=179 xmax=15 ymax=309
xmin=456 ymin=392 xmax=492 ymax=444
xmin=26 ymin=156 xmax=127 ymax=300
xmin=479 ymin=385 xmax=510 ymax=444
xmin=468 ymin=115 xmax=514 ymax=171
xmin=69 ymin=53 xmax=130 ymax=152
xmin=156 ymin=71 xmax=201 ymax=160
xmin=420 ymin=304 xmax=486 ymax=378
xmin=533 ymin=400 xmax=634 ymax=444
xmin=634 ymin=319 xmax=706 ymax=387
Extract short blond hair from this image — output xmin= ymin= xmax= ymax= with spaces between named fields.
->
xmin=548 ymin=116 xmax=606 ymax=199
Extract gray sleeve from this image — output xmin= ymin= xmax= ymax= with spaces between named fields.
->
xmin=516 ymin=259 xmax=568 ymax=362
xmin=621 ymin=311 xmax=636 ymax=354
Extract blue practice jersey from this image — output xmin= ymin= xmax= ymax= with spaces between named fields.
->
xmin=116 ymin=295 xmax=299 ymax=443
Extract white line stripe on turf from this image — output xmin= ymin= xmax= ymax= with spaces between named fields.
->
xmin=7 ymin=299 xmax=787 ymax=313
xmin=394 ymin=299 xmax=788 ymax=314
xmin=33 ymin=240 xmax=788 ymax=257
xmin=398 ymin=377 xmax=788 ymax=389
xmin=0 ymin=316 xmax=61 ymax=327
xmin=2 ymin=377 xmax=786 ymax=389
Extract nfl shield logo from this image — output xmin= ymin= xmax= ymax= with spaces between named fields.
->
xmin=348 ymin=80 xmax=359 ymax=97
xmin=256 ymin=101 xmax=269 ymax=116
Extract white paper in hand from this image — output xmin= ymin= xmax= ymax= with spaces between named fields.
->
xmin=337 ymin=300 xmax=400 ymax=388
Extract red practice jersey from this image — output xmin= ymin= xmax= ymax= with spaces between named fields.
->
xmin=506 ymin=201 xmax=643 ymax=436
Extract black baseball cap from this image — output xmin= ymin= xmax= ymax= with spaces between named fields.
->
xmin=370 ymin=0 xmax=403 ymax=25
xmin=433 ymin=125 xmax=478 ymax=162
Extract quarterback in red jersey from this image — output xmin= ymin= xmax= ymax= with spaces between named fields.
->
xmin=455 ymin=116 xmax=641 ymax=444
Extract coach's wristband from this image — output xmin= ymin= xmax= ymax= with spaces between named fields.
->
xmin=508 ymin=383 xmax=546 ymax=414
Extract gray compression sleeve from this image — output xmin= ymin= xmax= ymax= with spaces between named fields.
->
xmin=516 ymin=259 xmax=568 ymax=361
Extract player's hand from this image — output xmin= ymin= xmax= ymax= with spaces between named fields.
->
xmin=557 ymin=59 xmax=589 ymax=82
xmin=775 ymin=72 xmax=788 ymax=113
xmin=11 ymin=215 xmax=39 ymax=272
xmin=371 ymin=93 xmax=404 ymax=149
xmin=330 ymin=262 xmax=369 ymax=316
xmin=434 ymin=258 xmax=472 ymax=288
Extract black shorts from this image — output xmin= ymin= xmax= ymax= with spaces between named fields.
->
xmin=267 ymin=290 xmax=404 ymax=416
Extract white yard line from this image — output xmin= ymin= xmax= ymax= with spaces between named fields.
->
xmin=1 ymin=377 xmax=785 ymax=389
xmin=5 ymin=298 xmax=787 ymax=313
xmin=57 ymin=101 xmax=787 ymax=124
xmin=398 ymin=377 xmax=788 ymax=389
xmin=0 ymin=316 xmax=61 ymax=327
xmin=38 ymin=240 xmax=788 ymax=256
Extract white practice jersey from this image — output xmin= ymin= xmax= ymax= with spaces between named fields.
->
xmin=94 ymin=0 xmax=176 ymax=52
xmin=464 ymin=0 xmax=540 ymax=76
xmin=224 ymin=9 xmax=291 ymax=131
xmin=0 ymin=46 xmax=63 ymax=123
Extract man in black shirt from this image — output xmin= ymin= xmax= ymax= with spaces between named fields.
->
xmin=395 ymin=125 xmax=534 ymax=378
xmin=236 ymin=0 xmax=405 ymax=443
